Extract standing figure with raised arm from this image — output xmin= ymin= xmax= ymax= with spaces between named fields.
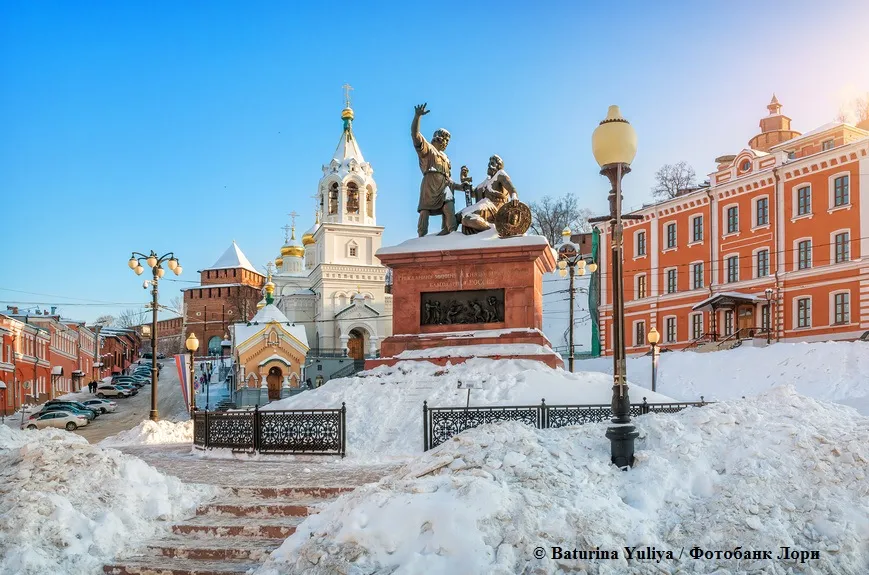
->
xmin=411 ymin=103 xmax=469 ymax=236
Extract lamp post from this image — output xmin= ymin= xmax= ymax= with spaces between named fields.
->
xmin=128 ymin=250 xmax=182 ymax=421
xmin=591 ymin=105 xmax=640 ymax=469
xmin=186 ymin=332 xmax=199 ymax=416
xmin=764 ymin=287 xmax=774 ymax=345
xmin=647 ymin=327 xmax=660 ymax=393
xmin=557 ymin=229 xmax=598 ymax=372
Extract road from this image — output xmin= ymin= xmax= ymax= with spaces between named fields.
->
xmin=74 ymin=359 xmax=189 ymax=443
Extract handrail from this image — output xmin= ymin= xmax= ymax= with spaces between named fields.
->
xmin=681 ymin=333 xmax=712 ymax=351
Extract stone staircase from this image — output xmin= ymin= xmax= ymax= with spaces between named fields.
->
xmin=103 ymin=486 xmax=352 ymax=575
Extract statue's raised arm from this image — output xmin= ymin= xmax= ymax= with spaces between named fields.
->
xmin=411 ymin=103 xmax=431 ymax=154
xmin=411 ymin=103 xmax=459 ymax=237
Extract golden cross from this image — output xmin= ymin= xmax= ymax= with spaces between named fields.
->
xmin=265 ymin=261 xmax=274 ymax=280
xmin=288 ymin=211 xmax=299 ymax=227
xmin=281 ymin=223 xmax=292 ymax=243
xmin=342 ymin=83 xmax=353 ymax=108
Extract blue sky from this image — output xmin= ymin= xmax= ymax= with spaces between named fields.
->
xmin=2 ymin=0 xmax=868 ymax=322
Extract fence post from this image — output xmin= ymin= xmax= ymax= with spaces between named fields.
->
xmin=642 ymin=396 xmax=649 ymax=415
xmin=423 ymin=400 xmax=428 ymax=452
xmin=204 ymin=412 xmax=210 ymax=449
xmin=253 ymin=405 xmax=260 ymax=452
xmin=540 ymin=398 xmax=546 ymax=429
xmin=341 ymin=402 xmax=346 ymax=458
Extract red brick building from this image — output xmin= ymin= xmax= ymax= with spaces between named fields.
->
xmin=0 ymin=313 xmax=51 ymax=405
xmin=598 ymin=96 xmax=869 ymax=354
xmin=98 ymin=329 xmax=141 ymax=377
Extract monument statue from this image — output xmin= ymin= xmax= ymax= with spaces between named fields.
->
xmin=459 ymin=154 xmax=517 ymax=235
xmin=412 ymin=103 xmax=470 ymax=237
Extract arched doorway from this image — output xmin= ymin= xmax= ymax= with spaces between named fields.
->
xmin=347 ymin=329 xmax=365 ymax=360
xmin=207 ymin=336 xmax=221 ymax=356
xmin=266 ymin=366 xmax=283 ymax=400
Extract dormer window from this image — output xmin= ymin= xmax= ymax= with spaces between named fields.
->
xmin=822 ymin=139 xmax=834 ymax=151
xmin=740 ymin=159 xmax=751 ymax=172
xmin=787 ymin=151 xmax=796 ymax=160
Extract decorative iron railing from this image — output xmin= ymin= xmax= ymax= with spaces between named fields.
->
xmin=193 ymin=404 xmax=346 ymax=457
xmin=423 ymin=397 xmax=708 ymax=451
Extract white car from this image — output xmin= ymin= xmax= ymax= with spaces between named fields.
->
xmin=96 ymin=385 xmax=131 ymax=398
xmin=81 ymin=398 xmax=117 ymax=413
xmin=22 ymin=411 xmax=89 ymax=431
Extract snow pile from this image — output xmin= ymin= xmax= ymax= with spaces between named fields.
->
xmin=264 ymin=358 xmax=673 ymax=459
xmin=257 ymin=387 xmax=869 ymax=575
xmin=100 ymin=419 xmax=193 ymax=447
xmin=0 ymin=426 xmax=217 ymax=574
xmin=580 ymin=341 xmax=869 ymax=415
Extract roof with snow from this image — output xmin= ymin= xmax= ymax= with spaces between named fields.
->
xmin=204 ymin=241 xmax=260 ymax=275
xmin=692 ymin=291 xmax=761 ymax=312
xmin=377 ymin=227 xmax=550 ymax=256
xmin=231 ymin=303 xmax=309 ymax=349
xmin=333 ymin=122 xmax=365 ymax=164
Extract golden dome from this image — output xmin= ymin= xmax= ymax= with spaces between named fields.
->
xmin=341 ymin=107 xmax=354 ymax=121
xmin=265 ymin=281 xmax=275 ymax=294
xmin=274 ymin=256 xmax=284 ymax=267
xmin=281 ymin=245 xmax=305 ymax=258
xmin=301 ymin=233 xmax=315 ymax=246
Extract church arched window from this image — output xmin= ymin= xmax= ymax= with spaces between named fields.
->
xmin=366 ymin=186 xmax=374 ymax=218
xmin=329 ymin=183 xmax=339 ymax=214
xmin=346 ymin=182 xmax=360 ymax=214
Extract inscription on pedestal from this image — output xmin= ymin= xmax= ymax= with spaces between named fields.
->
xmin=420 ymin=289 xmax=504 ymax=326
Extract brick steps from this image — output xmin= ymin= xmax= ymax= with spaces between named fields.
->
xmin=172 ymin=515 xmax=304 ymax=539
xmin=102 ymin=557 xmax=260 ymax=575
xmin=145 ymin=535 xmax=285 ymax=561
xmin=195 ymin=497 xmax=331 ymax=518
xmin=226 ymin=486 xmax=353 ymax=498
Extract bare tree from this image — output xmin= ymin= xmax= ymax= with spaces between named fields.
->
xmin=529 ymin=193 xmax=593 ymax=246
xmin=93 ymin=315 xmax=115 ymax=327
xmin=836 ymin=93 xmax=869 ymax=125
xmin=167 ymin=296 xmax=183 ymax=315
xmin=651 ymin=161 xmax=697 ymax=200
xmin=116 ymin=308 xmax=148 ymax=328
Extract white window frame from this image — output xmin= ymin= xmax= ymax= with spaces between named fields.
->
xmin=722 ymin=203 xmax=740 ymax=237
xmin=690 ymin=260 xmax=704 ymax=290
xmin=793 ymin=184 xmax=813 ymax=220
xmin=663 ymin=222 xmax=677 ymax=251
xmin=752 ymin=194 xmax=770 ymax=229
xmin=346 ymin=240 xmax=359 ymax=259
xmin=632 ymin=320 xmax=646 ymax=347
xmin=822 ymin=139 xmax=834 ymax=151
xmin=635 ymin=273 xmax=647 ymax=300
xmin=689 ymin=214 xmax=704 ymax=245
xmin=829 ymin=228 xmax=851 ymax=264
xmin=752 ymin=247 xmax=770 ymax=278
xmin=829 ymin=290 xmax=850 ymax=326
xmin=827 ymin=171 xmax=851 ymax=212
xmin=633 ymin=229 xmax=647 ymax=259
xmin=664 ymin=267 xmax=678 ymax=294
xmin=793 ymin=237 xmax=812 ymax=271
xmin=664 ymin=315 xmax=677 ymax=344
xmin=689 ymin=312 xmax=703 ymax=340
xmin=794 ymin=296 xmax=812 ymax=329
xmin=723 ymin=252 xmax=740 ymax=283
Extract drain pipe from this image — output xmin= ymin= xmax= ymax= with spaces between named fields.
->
xmin=773 ymin=166 xmax=782 ymax=342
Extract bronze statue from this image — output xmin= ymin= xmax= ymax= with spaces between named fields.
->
xmin=412 ymin=103 xmax=470 ymax=236
xmin=459 ymin=155 xmax=517 ymax=235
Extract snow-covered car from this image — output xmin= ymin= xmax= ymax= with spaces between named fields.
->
xmin=81 ymin=398 xmax=117 ymax=413
xmin=23 ymin=411 xmax=89 ymax=431
xmin=113 ymin=383 xmax=138 ymax=396
xmin=96 ymin=385 xmax=131 ymax=398
xmin=35 ymin=403 xmax=97 ymax=421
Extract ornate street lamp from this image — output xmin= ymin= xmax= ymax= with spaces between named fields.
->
xmin=186 ymin=332 xmax=199 ymax=416
xmin=647 ymin=327 xmax=660 ymax=392
xmin=764 ymin=287 xmax=774 ymax=345
xmin=591 ymin=105 xmax=640 ymax=468
xmin=557 ymin=228 xmax=598 ymax=372
xmin=128 ymin=250 xmax=182 ymax=421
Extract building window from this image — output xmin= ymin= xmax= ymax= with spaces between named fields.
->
xmin=797 ymin=186 xmax=811 ymax=215
xmin=666 ymin=269 xmax=677 ymax=294
xmin=691 ymin=314 xmax=702 ymax=339
xmin=787 ymin=151 xmax=796 ymax=160
xmin=692 ymin=216 xmax=703 ymax=242
xmin=834 ymin=175 xmax=849 ymax=206
xmin=756 ymin=249 xmax=769 ymax=278
xmin=726 ymin=255 xmax=739 ymax=283
xmin=726 ymin=206 xmax=739 ymax=233
xmin=636 ymin=274 xmax=646 ymax=299
xmin=692 ymin=263 xmax=703 ymax=290
xmin=723 ymin=310 xmax=733 ymax=336
xmin=329 ymin=182 xmax=340 ymax=214
xmin=665 ymin=317 xmax=676 ymax=343
xmin=346 ymin=182 xmax=360 ymax=214
xmin=666 ymin=223 xmax=676 ymax=249
xmin=349 ymin=246 xmax=358 ymax=257
xmin=635 ymin=321 xmax=645 ymax=347
xmin=798 ymin=240 xmax=812 ymax=270
xmin=756 ymin=197 xmax=769 ymax=226
xmin=822 ymin=139 xmax=834 ymax=151
xmin=636 ymin=231 xmax=646 ymax=256
xmin=835 ymin=232 xmax=850 ymax=263
xmin=761 ymin=304 xmax=770 ymax=331
xmin=834 ymin=293 xmax=849 ymax=324
xmin=797 ymin=298 xmax=811 ymax=328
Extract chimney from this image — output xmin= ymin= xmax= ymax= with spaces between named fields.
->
xmin=51 ymin=306 xmax=57 ymax=315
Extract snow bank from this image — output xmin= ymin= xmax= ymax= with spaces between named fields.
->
xmin=100 ymin=420 xmax=193 ymax=447
xmin=0 ymin=426 xmax=216 ymax=574
xmin=257 ymin=387 xmax=869 ymax=575
xmin=580 ymin=341 xmax=869 ymax=415
xmin=261 ymin=359 xmax=674 ymax=460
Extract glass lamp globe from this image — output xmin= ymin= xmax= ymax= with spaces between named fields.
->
xmin=146 ymin=255 xmax=158 ymax=268
xmin=587 ymin=262 xmax=598 ymax=273
xmin=557 ymin=260 xmax=567 ymax=270
xmin=156 ymin=267 xmax=165 ymax=278
xmin=128 ymin=257 xmax=137 ymax=270
xmin=591 ymin=105 xmax=638 ymax=168
xmin=167 ymin=258 xmax=178 ymax=271
xmin=647 ymin=327 xmax=661 ymax=345
xmin=174 ymin=265 xmax=183 ymax=276
xmin=577 ymin=260 xmax=587 ymax=269
xmin=558 ymin=268 xmax=568 ymax=278
xmin=135 ymin=265 xmax=144 ymax=275
xmin=186 ymin=332 xmax=199 ymax=352
xmin=577 ymin=268 xmax=586 ymax=276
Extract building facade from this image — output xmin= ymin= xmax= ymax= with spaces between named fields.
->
xmin=598 ymin=96 xmax=869 ymax=355
xmin=0 ymin=313 xmax=51 ymax=405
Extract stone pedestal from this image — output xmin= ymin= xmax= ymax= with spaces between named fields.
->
xmin=367 ymin=231 xmax=559 ymax=369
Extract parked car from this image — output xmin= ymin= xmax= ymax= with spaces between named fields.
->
xmin=23 ymin=411 xmax=89 ymax=431
xmin=96 ymin=385 xmax=131 ymax=398
xmin=142 ymin=352 xmax=153 ymax=359
xmin=32 ymin=404 xmax=96 ymax=421
xmin=81 ymin=398 xmax=117 ymax=414
xmin=44 ymin=400 xmax=100 ymax=419
xmin=113 ymin=375 xmax=144 ymax=388
xmin=113 ymin=383 xmax=138 ymax=396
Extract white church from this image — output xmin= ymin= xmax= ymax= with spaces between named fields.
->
xmin=268 ymin=100 xmax=392 ymax=367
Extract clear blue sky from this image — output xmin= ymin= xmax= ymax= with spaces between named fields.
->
xmin=2 ymin=0 xmax=868 ymax=323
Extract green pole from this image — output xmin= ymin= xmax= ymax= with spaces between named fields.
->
xmin=589 ymin=227 xmax=601 ymax=357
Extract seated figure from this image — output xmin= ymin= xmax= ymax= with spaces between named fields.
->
xmin=459 ymin=155 xmax=517 ymax=235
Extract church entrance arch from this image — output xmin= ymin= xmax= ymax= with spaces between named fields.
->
xmin=207 ymin=336 xmax=221 ymax=356
xmin=266 ymin=366 xmax=283 ymax=400
xmin=347 ymin=329 xmax=365 ymax=360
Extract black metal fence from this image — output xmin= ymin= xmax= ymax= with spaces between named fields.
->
xmin=423 ymin=397 xmax=707 ymax=451
xmin=193 ymin=404 xmax=346 ymax=457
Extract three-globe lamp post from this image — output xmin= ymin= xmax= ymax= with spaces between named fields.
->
xmin=557 ymin=231 xmax=598 ymax=372
xmin=764 ymin=287 xmax=774 ymax=345
xmin=591 ymin=105 xmax=641 ymax=469
xmin=186 ymin=332 xmax=199 ymax=416
xmin=127 ymin=251 xmax=182 ymax=421
xmin=647 ymin=327 xmax=660 ymax=393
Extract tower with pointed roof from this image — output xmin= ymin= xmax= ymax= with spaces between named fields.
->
xmin=748 ymin=94 xmax=802 ymax=152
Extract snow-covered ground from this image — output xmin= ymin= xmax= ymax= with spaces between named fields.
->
xmin=0 ymin=426 xmax=217 ymax=575
xmin=99 ymin=420 xmax=193 ymax=447
xmin=580 ymin=341 xmax=869 ymax=415
xmin=260 ymin=359 xmax=673 ymax=461
xmin=256 ymin=387 xmax=869 ymax=575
